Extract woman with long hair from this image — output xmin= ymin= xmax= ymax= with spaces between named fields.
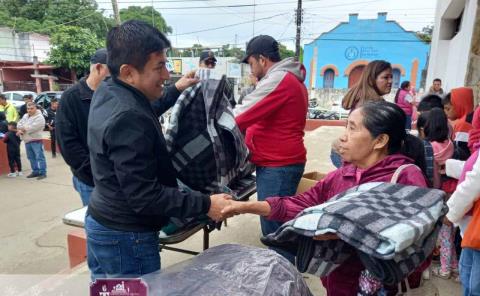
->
xmin=331 ymin=60 xmax=393 ymax=168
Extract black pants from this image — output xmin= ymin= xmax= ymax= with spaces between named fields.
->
xmin=7 ymin=149 xmax=22 ymax=173
xmin=50 ymin=130 xmax=56 ymax=157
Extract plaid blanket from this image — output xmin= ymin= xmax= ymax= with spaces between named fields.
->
xmin=165 ymin=69 xmax=254 ymax=195
xmin=261 ymin=182 xmax=447 ymax=285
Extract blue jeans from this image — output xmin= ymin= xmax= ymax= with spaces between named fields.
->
xmin=72 ymin=176 xmax=94 ymax=206
xmin=330 ymin=149 xmax=342 ymax=168
xmin=256 ymin=163 xmax=305 ymax=263
xmin=460 ymin=248 xmax=480 ymax=296
xmin=85 ymin=215 xmax=160 ymax=281
xmin=405 ymin=115 xmax=412 ymax=130
xmin=25 ymin=141 xmax=46 ymax=175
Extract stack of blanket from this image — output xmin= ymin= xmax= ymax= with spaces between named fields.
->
xmin=261 ymin=182 xmax=447 ymax=285
xmin=165 ymin=69 xmax=254 ymax=195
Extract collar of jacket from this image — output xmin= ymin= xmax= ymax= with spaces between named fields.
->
xmin=111 ymin=76 xmax=153 ymax=111
xmin=340 ymin=153 xmax=415 ymax=181
xmin=79 ymin=77 xmax=95 ymax=101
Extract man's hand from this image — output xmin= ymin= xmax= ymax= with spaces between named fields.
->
xmin=207 ymin=193 xmax=233 ymax=222
xmin=175 ymin=70 xmax=199 ymax=92
xmin=221 ymin=201 xmax=245 ymax=218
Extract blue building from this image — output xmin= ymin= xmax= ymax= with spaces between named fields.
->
xmin=303 ymin=12 xmax=430 ymax=90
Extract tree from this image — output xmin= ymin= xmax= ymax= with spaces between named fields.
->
xmin=47 ymin=26 xmax=104 ymax=79
xmin=0 ymin=0 xmax=114 ymax=38
xmin=416 ymin=25 xmax=433 ymax=43
xmin=278 ymin=43 xmax=295 ymax=60
xmin=221 ymin=44 xmax=245 ymax=60
xmin=120 ymin=6 xmax=172 ymax=34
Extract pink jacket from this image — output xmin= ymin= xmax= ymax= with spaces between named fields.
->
xmin=396 ymin=89 xmax=413 ymax=116
xmin=265 ymin=154 xmax=427 ymax=296
xmin=431 ymin=140 xmax=454 ymax=189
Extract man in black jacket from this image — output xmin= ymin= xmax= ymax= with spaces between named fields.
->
xmin=86 ymin=20 xmax=231 ymax=280
xmin=56 ymin=48 xmax=110 ymax=206
xmin=45 ymin=98 xmax=58 ymax=158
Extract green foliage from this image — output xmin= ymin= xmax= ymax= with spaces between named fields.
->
xmin=279 ymin=43 xmax=295 ymax=60
xmin=47 ymin=26 xmax=104 ymax=74
xmin=221 ymin=44 xmax=245 ymax=60
xmin=416 ymin=25 xmax=433 ymax=43
xmin=120 ymin=6 xmax=172 ymax=34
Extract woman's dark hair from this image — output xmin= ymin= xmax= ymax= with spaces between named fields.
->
xmin=422 ymin=107 xmax=449 ymax=142
xmin=418 ymin=94 xmax=443 ymax=112
xmin=106 ymin=20 xmax=171 ymax=77
xmin=442 ymin=93 xmax=452 ymax=106
xmin=417 ymin=111 xmax=428 ymax=131
xmin=394 ymin=81 xmax=410 ymax=103
xmin=361 ymin=101 xmax=427 ymax=175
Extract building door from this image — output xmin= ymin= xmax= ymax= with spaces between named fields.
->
xmin=323 ymin=69 xmax=335 ymax=89
xmin=392 ymin=68 xmax=401 ymax=89
xmin=348 ymin=65 xmax=365 ymax=88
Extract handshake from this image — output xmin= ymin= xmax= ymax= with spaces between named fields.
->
xmin=207 ymin=194 xmax=245 ymax=222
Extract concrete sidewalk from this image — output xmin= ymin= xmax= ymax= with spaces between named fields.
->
xmin=0 ymin=126 xmax=462 ymax=295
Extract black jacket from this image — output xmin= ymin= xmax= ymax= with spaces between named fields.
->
xmin=19 ymin=104 xmax=27 ymax=119
xmin=46 ymin=107 xmax=56 ymax=128
xmin=3 ymin=131 xmax=21 ymax=153
xmin=87 ymin=77 xmax=211 ymax=232
xmin=56 ymin=78 xmax=96 ymax=186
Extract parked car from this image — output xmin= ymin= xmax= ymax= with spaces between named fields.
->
xmin=34 ymin=91 xmax=63 ymax=110
xmin=2 ymin=91 xmax=37 ymax=110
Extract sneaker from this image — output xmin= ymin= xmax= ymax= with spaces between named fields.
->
xmin=7 ymin=173 xmax=16 ymax=178
xmin=16 ymin=172 xmax=23 ymax=176
xmin=36 ymin=174 xmax=47 ymax=180
xmin=26 ymin=172 xmax=40 ymax=178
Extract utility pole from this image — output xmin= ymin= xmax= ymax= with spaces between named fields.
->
xmin=111 ymin=0 xmax=121 ymax=25
xmin=294 ymin=0 xmax=303 ymax=61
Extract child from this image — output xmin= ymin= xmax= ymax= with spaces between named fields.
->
xmin=443 ymin=87 xmax=474 ymax=160
xmin=418 ymin=108 xmax=458 ymax=280
xmin=3 ymin=121 xmax=22 ymax=177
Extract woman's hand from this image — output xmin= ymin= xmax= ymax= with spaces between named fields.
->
xmin=313 ymin=233 xmax=340 ymax=241
xmin=221 ymin=201 xmax=272 ymax=218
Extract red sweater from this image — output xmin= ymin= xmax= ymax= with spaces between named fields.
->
xmin=234 ymin=58 xmax=308 ymax=167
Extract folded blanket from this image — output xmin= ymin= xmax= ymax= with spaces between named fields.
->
xmin=261 ymin=182 xmax=447 ymax=284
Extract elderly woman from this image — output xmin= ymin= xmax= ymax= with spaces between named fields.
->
xmin=223 ymin=101 xmax=429 ymax=295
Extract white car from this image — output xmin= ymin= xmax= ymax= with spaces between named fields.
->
xmin=2 ymin=91 xmax=37 ymax=110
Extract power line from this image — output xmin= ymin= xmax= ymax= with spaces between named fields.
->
xmin=174 ymin=12 xmax=289 ymax=35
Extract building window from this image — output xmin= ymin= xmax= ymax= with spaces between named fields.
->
xmin=323 ymin=69 xmax=335 ymax=89
xmin=392 ymin=68 xmax=401 ymax=89
xmin=440 ymin=0 xmax=466 ymax=40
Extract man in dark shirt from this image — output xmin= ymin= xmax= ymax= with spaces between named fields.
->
xmin=86 ymin=20 xmax=231 ymax=280
xmin=46 ymin=98 xmax=58 ymax=158
xmin=19 ymin=94 xmax=34 ymax=119
xmin=56 ymin=48 xmax=110 ymax=206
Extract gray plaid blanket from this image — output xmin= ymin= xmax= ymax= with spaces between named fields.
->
xmin=261 ymin=182 xmax=447 ymax=285
xmin=165 ymin=69 xmax=254 ymax=194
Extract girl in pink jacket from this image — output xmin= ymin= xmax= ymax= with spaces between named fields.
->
xmin=418 ymin=107 xmax=458 ymax=280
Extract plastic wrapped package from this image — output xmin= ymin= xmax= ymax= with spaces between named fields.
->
xmin=142 ymin=244 xmax=313 ymax=296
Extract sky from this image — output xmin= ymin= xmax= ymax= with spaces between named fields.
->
xmin=96 ymin=0 xmax=438 ymax=50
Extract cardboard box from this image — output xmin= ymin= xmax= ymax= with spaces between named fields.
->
xmin=296 ymin=171 xmax=326 ymax=194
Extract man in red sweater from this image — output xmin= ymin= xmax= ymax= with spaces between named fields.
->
xmin=234 ymin=35 xmax=308 ymax=262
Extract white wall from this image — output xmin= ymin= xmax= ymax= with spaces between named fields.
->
xmin=0 ymin=27 xmax=50 ymax=62
xmin=426 ymin=0 xmax=478 ymax=92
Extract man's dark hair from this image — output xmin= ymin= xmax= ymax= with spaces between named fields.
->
xmin=7 ymin=121 xmax=17 ymax=128
xmin=442 ymin=93 xmax=452 ymax=106
xmin=51 ymin=98 xmax=58 ymax=103
xmin=433 ymin=78 xmax=442 ymax=83
xmin=418 ymin=94 xmax=443 ymax=112
xmin=23 ymin=94 xmax=33 ymax=100
xmin=251 ymin=53 xmax=281 ymax=63
xmin=106 ymin=20 xmax=171 ymax=77
xmin=0 ymin=94 xmax=6 ymax=101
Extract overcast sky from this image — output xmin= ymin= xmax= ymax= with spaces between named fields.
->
xmin=96 ymin=0 xmax=437 ymax=50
